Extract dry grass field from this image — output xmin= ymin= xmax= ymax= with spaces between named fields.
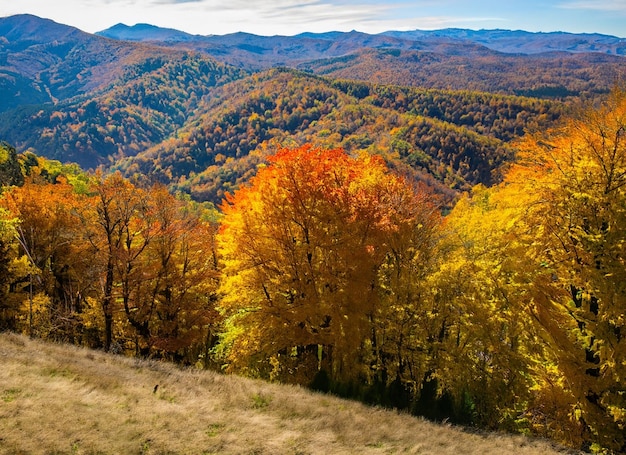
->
xmin=0 ymin=332 xmax=577 ymax=455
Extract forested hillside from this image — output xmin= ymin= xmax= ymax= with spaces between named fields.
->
xmin=0 ymin=59 xmax=564 ymax=203
xmin=113 ymin=69 xmax=561 ymax=203
xmin=0 ymin=54 xmax=245 ymax=168
xmin=298 ymin=48 xmax=626 ymax=96
xmin=0 ymin=15 xmax=244 ymax=111
xmin=1 ymin=13 xmax=624 ymax=196
xmin=0 ymin=14 xmax=248 ymax=169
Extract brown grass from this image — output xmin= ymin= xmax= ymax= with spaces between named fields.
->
xmin=0 ymin=332 xmax=577 ymax=455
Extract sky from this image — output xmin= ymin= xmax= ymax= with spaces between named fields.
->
xmin=1 ymin=0 xmax=625 ymax=38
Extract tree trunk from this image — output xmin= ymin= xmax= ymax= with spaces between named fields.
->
xmin=103 ymin=256 xmax=114 ymax=352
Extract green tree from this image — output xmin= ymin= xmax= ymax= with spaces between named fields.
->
xmin=0 ymin=207 xmax=20 ymax=330
xmin=0 ymin=142 xmax=24 ymax=187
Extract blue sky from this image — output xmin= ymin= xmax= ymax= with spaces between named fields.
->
xmin=2 ymin=0 xmax=625 ymax=37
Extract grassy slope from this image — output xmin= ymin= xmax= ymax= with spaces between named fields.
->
xmin=0 ymin=333 xmax=576 ymax=455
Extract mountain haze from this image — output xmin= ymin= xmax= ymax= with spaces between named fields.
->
xmin=0 ymin=14 xmax=248 ymax=168
xmin=95 ymin=21 xmax=626 ymax=78
xmin=99 ymin=22 xmax=198 ymax=42
xmin=381 ymin=29 xmax=626 ymax=55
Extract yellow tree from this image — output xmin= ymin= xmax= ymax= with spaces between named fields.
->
xmin=507 ymin=87 xmax=626 ymax=451
xmin=0 ymin=206 xmax=20 ymax=330
xmin=438 ymin=183 xmax=576 ymax=432
xmin=217 ymin=145 xmax=434 ymax=384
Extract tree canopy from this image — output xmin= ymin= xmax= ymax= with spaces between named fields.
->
xmin=217 ymin=144 xmax=442 ymax=385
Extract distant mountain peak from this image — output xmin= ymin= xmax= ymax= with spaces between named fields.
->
xmin=96 ymin=22 xmax=196 ymax=42
xmin=0 ymin=13 xmax=84 ymax=42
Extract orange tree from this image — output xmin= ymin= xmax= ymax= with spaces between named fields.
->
xmin=0 ymin=179 xmax=90 ymax=340
xmin=120 ymin=185 xmax=220 ymax=361
xmin=83 ymin=174 xmax=220 ymax=358
xmin=217 ymin=144 xmax=441 ymax=386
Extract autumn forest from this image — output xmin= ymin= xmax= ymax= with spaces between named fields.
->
xmin=1 ymin=13 xmax=626 ymax=454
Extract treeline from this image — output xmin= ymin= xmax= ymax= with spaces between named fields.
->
xmin=0 ymin=144 xmax=220 ymax=362
xmin=1 ymin=88 xmax=625 ymax=453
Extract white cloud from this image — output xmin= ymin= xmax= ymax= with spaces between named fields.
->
xmin=0 ymin=0 xmax=401 ymax=35
xmin=558 ymin=0 xmax=626 ymax=12
xmin=397 ymin=15 xmax=506 ymax=30
xmin=1 ymin=0 xmax=621 ymax=36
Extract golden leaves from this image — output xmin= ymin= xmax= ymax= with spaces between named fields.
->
xmin=217 ymin=144 xmax=440 ymax=381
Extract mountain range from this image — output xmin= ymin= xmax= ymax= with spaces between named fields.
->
xmin=1 ymin=13 xmax=625 ymax=202
xmin=96 ymin=21 xmax=626 ymax=87
xmin=99 ymin=22 xmax=626 ymax=59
